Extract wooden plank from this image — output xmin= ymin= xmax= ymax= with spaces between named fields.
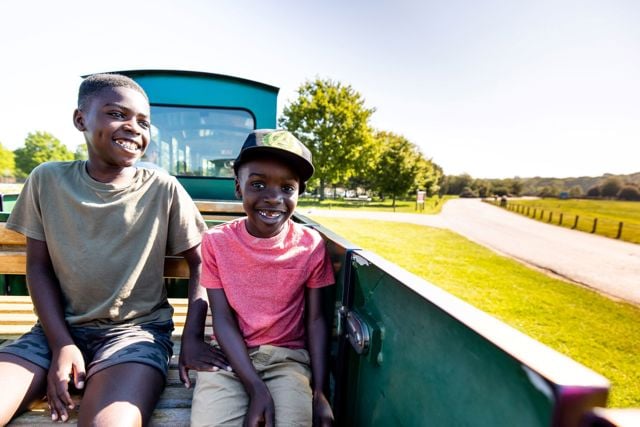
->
xmin=1 ymin=325 xmax=208 ymax=341
xmin=0 ymin=252 xmax=26 ymax=275
xmin=0 ymin=296 xmax=31 ymax=303
xmin=0 ymin=254 xmax=191 ymax=278
xmin=0 ymin=303 xmax=33 ymax=313
xmin=0 ymin=299 xmax=198 ymax=335
xmin=0 ymin=325 xmax=35 ymax=339
xmin=194 ymin=200 xmax=244 ymax=214
xmin=163 ymin=256 xmax=189 ymax=279
xmin=0 ymin=313 xmax=37 ymax=324
xmin=0 ymin=224 xmax=25 ymax=246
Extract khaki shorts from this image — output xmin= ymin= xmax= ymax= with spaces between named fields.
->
xmin=191 ymin=345 xmax=312 ymax=427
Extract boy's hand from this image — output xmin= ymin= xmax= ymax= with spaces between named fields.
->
xmin=178 ymin=337 xmax=231 ymax=388
xmin=47 ymin=344 xmax=85 ymax=422
xmin=313 ymin=391 xmax=334 ymax=427
xmin=245 ymin=383 xmax=275 ymax=427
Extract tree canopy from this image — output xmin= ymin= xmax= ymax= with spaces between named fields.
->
xmin=14 ymin=131 xmax=73 ymax=177
xmin=279 ymin=78 xmax=375 ymax=198
xmin=0 ymin=142 xmax=15 ymax=178
xmin=372 ymin=131 xmax=420 ymax=207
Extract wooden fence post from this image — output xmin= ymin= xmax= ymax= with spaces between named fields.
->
xmin=616 ymin=222 xmax=623 ymax=239
xmin=548 ymin=212 xmax=553 ymax=223
xmin=573 ymin=216 xmax=579 ymax=229
xmin=559 ymin=213 xmax=563 ymax=226
xmin=591 ymin=218 xmax=598 ymax=233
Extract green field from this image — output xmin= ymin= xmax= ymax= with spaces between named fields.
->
xmin=494 ymin=198 xmax=640 ymax=244
xmin=297 ymin=195 xmax=451 ymax=214
xmin=312 ymin=217 xmax=640 ymax=408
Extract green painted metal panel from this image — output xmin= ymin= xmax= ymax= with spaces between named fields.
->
xmin=0 ymin=194 xmax=18 ymax=214
xmin=341 ymin=250 xmax=608 ymax=427
xmin=5 ymin=275 xmax=27 ymax=296
xmin=120 ymin=70 xmax=278 ymax=129
xmin=177 ymin=177 xmax=236 ymax=201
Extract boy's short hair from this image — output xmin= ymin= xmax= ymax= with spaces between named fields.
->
xmin=78 ymin=73 xmax=149 ymax=110
xmin=233 ymin=129 xmax=314 ymax=193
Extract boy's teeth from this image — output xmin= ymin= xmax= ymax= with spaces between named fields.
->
xmin=259 ymin=210 xmax=281 ymax=218
xmin=115 ymin=140 xmax=139 ymax=151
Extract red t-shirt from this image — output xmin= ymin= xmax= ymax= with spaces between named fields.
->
xmin=201 ymin=218 xmax=335 ymax=349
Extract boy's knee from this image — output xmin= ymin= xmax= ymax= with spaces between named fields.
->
xmin=0 ymin=354 xmax=49 ymax=423
xmin=191 ymin=370 xmax=248 ymax=426
xmin=82 ymin=401 xmax=144 ymax=427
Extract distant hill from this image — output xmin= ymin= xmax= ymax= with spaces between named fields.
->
xmin=520 ymin=172 xmax=640 ymax=196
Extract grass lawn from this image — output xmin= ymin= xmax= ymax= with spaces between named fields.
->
xmin=312 ymin=217 xmax=640 ymax=408
xmin=494 ymin=198 xmax=640 ymax=244
xmin=297 ymin=195 xmax=452 ymax=215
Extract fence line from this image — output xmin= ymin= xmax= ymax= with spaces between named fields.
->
xmin=483 ymin=200 xmax=640 ymax=244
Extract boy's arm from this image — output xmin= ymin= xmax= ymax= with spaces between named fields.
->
xmin=26 ymin=237 xmax=86 ymax=422
xmin=306 ymin=287 xmax=335 ymax=427
xmin=208 ymin=288 xmax=275 ymax=427
xmin=178 ymin=245 xmax=229 ymax=388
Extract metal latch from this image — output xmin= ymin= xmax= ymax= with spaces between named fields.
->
xmin=345 ymin=310 xmax=371 ymax=355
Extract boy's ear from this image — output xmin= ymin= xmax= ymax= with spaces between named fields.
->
xmin=73 ymin=109 xmax=86 ymax=131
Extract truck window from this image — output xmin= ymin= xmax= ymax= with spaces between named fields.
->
xmin=142 ymin=105 xmax=255 ymax=178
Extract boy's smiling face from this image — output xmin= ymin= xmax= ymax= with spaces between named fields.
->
xmin=74 ymin=86 xmax=151 ymax=171
xmin=235 ymin=157 xmax=300 ymax=238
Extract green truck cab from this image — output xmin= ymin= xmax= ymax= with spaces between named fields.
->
xmin=0 ymin=70 xmax=634 ymax=426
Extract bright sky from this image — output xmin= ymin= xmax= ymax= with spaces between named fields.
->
xmin=1 ymin=0 xmax=638 ymax=179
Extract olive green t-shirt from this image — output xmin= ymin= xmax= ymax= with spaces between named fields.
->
xmin=6 ymin=161 xmax=207 ymax=327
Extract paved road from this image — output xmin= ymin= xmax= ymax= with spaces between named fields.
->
xmin=305 ymin=199 xmax=640 ymax=306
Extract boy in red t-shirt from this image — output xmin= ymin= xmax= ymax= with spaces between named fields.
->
xmin=191 ymin=130 xmax=335 ymax=426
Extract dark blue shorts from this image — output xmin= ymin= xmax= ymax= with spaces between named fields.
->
xmin=0 ymin=321 xmax=174 ymax=379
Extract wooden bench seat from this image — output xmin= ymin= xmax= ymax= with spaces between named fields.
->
xmin=0 ymin=220 xmax=219 ymax=425
xmin=0 ymin=294 xmax=212 ymax=426
xmin=4 ymin=335 xmax=195 ymax=426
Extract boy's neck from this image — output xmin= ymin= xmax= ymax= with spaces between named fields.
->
xmin=85 ymin=160 xmax=137 ymax=185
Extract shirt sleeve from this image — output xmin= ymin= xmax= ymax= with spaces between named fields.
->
xmin=5 ymin=167 xmax=46 ymax=241
xmin=200 ymin=233 xmax=223 ymax=289
xmin=306 ymin=240 xmax=335 ymax=289
xmin=166 ymin=178 xmax=208 ymax=255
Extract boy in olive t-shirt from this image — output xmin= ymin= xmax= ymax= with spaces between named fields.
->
xmin=0 ymin=73 xmax=217 ymax=426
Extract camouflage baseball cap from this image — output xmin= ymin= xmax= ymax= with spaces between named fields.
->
xmin=233 ymin=129 xmax=314 ymax=193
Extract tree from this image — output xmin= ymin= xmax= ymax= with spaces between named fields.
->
xmin=586 ymin=186 xmax=601 ymax=198
xmin=414 ymin=156 xmax=442 ymax=196
xmin=74 ymin=144 xmax=88 ymax=161
xmin=279 ymin=79 xmax=375 ymax=199
xmin=460 ymin=186 xmax=479 ymax=198
xmin=506 ymin=178 xmax=524 ymax=197
xmin=568 ymin=185 xmax=583 ymax=198
xmin=473 ymin=179 xmax=492 ymax=198
xmin=600 ymin=177 xmax=623 ymax=198
xmin=618 ymin=185 xmax=640 ymax=201
xmin=0 ymin=142 xmax=15 ymax=178
xmin=371 ymin=131 xmax=419 ymax=208
xmin=538 ymin=185 xmax=559 ymax=198
xmin=14 ymin=132 xmax=73 ymax=177
xmin=443 ymin=174 xmax=473 ymax=195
